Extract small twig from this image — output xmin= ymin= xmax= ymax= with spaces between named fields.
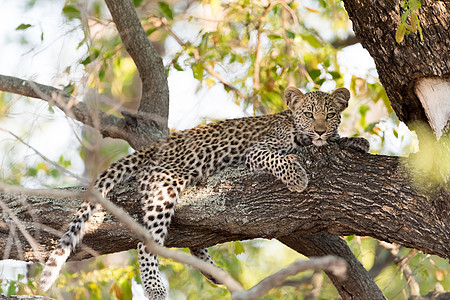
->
xmin=252 ymin=2 xmax=275 ymax=92
xmin=279 ymin=2 xmax=299 ymax=27
xmin=307 ymin=271 xmax=324 ymax=300
xmin=232 ymin=256 xmax=346 ymax=300
xmin=282 ymin=6 xmax=295 ymax=87
xmin=0 ymin=127 xmax=89 ymax=185
xmin=0 ymin=74 xmax=129 ymax=142
xmin=0 ymin=200 xmax=43 ymax=262
xmin=379 ymin=241 xmax=420 ymax=297
xmin=39 ymin=223 xmax=100 ymax=259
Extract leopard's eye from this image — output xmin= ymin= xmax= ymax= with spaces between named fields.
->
xmin=326 ymin=112 xmax=336 ymax=119
xmin=304 ymin=112 xmax=313 ymax=118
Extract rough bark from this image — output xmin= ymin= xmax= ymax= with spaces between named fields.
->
xmin=1 ymin=145 xmax=448 ymax=262
xmin=343 ymin=0 xmax=450 ymax=126
xmin=104 ymin=0 xmax=170 ymax=147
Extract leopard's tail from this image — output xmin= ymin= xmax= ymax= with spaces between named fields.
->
xmin=40 ymin=148 xmax=153 ymax=292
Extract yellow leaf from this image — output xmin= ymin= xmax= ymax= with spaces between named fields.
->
xmin=410 ymin=13 xmax=418 ymax=33
xmin=205 ymin=77 xmax=216 ymax=88
xmin=395 ymin=24 xmax=406 ymax=43
xmin=305 ymin=7 xmax=319 ymax=13
xmin=436 ymin=270 xmax=444 ymax=281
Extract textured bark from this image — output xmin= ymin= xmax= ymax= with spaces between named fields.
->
xmin=1 ymin=145 xmax=448 ymax=263
xmin=343 ymin=0 xmax=450 ymax=125
xmin=104 ymin=0 xmax=170 ymax=147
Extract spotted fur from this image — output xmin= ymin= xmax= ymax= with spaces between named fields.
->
xmin=40 ymin=87 xmax=369 ymax=299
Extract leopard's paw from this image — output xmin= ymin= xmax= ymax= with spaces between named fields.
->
xmin=338 ymin=137 xmax=370 ymax=153
xmin=283 ymin=155 xmax=309 ymax=193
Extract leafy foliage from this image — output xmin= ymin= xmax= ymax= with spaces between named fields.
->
xmin=395 ymin=0 xmax=423 ymax=43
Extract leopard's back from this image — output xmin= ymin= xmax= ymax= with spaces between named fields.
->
xmin=152 ymin=110 xmax=294 ymax=182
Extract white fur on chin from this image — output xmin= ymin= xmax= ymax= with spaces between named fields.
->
xmin=313 ymin=139 xmax=328 ymax=146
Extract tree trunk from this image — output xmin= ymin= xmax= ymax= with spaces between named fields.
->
xmin=343 ymin=0 xmax=450 ymax=128
xmin=1 ymin=145 xmax=448 ymax=262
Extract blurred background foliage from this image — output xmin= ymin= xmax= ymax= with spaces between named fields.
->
xmin=0 ymin=0 xmax=448 ymax=299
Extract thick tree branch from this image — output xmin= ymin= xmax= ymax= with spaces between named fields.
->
xmin=104 ymin=0 xmax=169 ymax=137
xmin=1 ymin=145 xmax=448 ymax=260
xmin=343 ymin=0 xmax=450 ymax=126
xmin=2 ymin=145 xmax=448 ymax=299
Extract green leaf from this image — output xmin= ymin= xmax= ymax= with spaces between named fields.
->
xmin=62 ymin=5 xmax=81 ymax=21
xmin=7 ymin=281 xmax=16 ymax=296
xmin=347 ymin=234 xmax=356 ymax=242
xmin=50 ymin=169 xmax=59 ymax=178
xmin=308 ymin=69 xmax=321 ymax=81
xmin=267 ymin=34 xmax=281 ymax=40
xmin=410 ymin=0 xmax=421 ymax=11
xmin=359 ymin=104 xmax=370 ymax=117
xmin=285 ymin=30 xmax=295 ymax=39
xmin=98 ymin=67 xmax=106 ymax=81
xmin=63 ymin=83 xmax=75 ymax=94
xmin=15 ymin=24 xmax=32 ymax=31
xmin=81 ymin=48 xmax=100 ymax=65
xmin=329 ymin=71 xmax=342 ymax=79
xmin=173 ymin=62 xmax=183 ymax=71
xmin=146 ymin=28 xmax=157 ymax=36
xmin=192 ymin=63 xmax=204 ymax=81
xmin=302 ymin=33 xmax=321 ymax=48
xmin=410 ymin=12 xmax=418 ymax=32
xmin=27 ymin=167 xmax=37 ymax=177
xmin=234 ymin=241 xmax=245 ymax=255
xmin=133 ymin=0 xmax=144 ymax=7
xmin=417 ymin=18 xmax=423 ymax=41
xmin=266 ymin=91 xmax=283 ymax=106
xmin=401 ymin=10 xmax=410 ymax=23
xmin=158 ymin=1 xmax=173 ymax=20
xmin=365 ymin=122 xmax=378 ymax=133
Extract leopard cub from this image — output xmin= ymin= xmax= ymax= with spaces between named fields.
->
xmin=40 ymin=86 xmax=369 ymax=299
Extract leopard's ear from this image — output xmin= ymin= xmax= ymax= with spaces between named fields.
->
xmin=284 ymin=86 xmax=305 ymax=110
xmin=331 ymin=87 xmax=350 ymax=112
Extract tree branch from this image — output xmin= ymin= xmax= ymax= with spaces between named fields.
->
xmin=343 ymin=0 xmax=450 ymax=126
xmin=0 ymin=75 xmax=123 ymax=138
xmin=232 ymin=256 xmax=346 ymax=300
xmin=280 ymin=234 xmax=387 ymax=300
xmin=104 ymin=0 xmax=169 ymax=135
xmin=0 ymin=75 xmax=165 ymax=149
xmin=0 ymin=145 xmax=448 ymax=299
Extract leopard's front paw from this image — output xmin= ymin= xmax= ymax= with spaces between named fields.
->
xmin=282 ymin=155 xmax=309 ymax=193
xmin=338 ymin=137 xmax=370 ymax=153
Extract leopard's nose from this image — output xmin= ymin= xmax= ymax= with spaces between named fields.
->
xmin=315 ymin=130 xmax=325 ymax=136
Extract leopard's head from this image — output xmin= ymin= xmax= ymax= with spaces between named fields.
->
xmin=284 ymin=86 xmax=350 ymax=146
